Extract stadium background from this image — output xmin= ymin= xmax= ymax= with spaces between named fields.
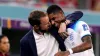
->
xmin=0 ymin=0 xmax=100 ymax=56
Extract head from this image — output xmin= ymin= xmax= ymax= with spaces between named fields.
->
xmin=0 ymin=35 xmax=10 ymax=53
xmin=47 ymin=5 xmax=65 ymax=27
xmin=28 ymin=10 xmax=50 ymax=33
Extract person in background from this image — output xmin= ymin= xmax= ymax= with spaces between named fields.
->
xmin=0 ymin=35 xmax=10 ymax=56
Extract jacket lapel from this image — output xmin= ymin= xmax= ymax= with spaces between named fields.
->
xmin=28 ymin=30 xmax=38 ymax=56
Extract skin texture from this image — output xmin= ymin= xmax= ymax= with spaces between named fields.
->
xmin=48 ymin=11 xmax=69 ymax=38
xmin=33 ymin=15 xmax=51 ymax=34
xmin=55 ymin=35 xmax=92 ymax=56
xmin=72 ymin=35 xmax=92 ymax=53
xmin=48 ymin=11 xmax=65 ymax=28
xmin=40 ymin=16 xmax=50 ymax=31
xmin=48 ymin=10 xmax=92 ymax=56
xmin=0 ymin=36 xmax=10 ymax=54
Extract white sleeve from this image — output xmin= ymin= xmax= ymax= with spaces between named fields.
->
xmin=77 ymin=21 xmax=91 ymax=38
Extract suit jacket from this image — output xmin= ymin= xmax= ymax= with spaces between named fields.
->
xmin=20 ymin=28 xmax=66 ymax=56
xmin=20 ymin=30 xmax=38 ymax=56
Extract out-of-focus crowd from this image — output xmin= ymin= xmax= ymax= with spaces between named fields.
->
xmin=0 ymin=0 xmax=100 ymax=11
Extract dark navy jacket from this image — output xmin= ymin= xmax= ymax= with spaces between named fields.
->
xmin=20 ymin=29 xmax=66 ymax=56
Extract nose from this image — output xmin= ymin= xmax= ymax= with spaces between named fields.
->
xmin=51 ymin=20 xmax=55 ymax=25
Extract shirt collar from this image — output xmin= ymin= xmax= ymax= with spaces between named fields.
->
xmin=33 ymin=29 xmax=44 ymax=39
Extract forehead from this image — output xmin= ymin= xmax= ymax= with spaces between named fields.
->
xmin=40 ymin=16 xmax=49 ymax=23
xmin=0 ymin=36 xmax=8 ymax=42
xmin=48 ymin=13 xmax=61 ymax=19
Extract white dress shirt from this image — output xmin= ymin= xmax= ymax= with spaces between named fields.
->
xmin=33 ymin=30 xmax=59 ymax=56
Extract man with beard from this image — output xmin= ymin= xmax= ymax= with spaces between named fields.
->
xmin=20 ymin=10 xmax=59 ymax=56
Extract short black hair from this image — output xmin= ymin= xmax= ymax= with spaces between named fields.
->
xmin=0 ymin=35 xmax=7 ymax=43
xmin=47 ymin=5 xmax=63 ymax=14
xmin=28 ymin=10 xmax=47 ymax=26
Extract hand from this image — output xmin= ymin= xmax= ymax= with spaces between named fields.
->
xmin=65 ymin=20 xmax=71 ymax=25
xmin=63 ymin=51 xmax=70 ymax=56
xmin=55 ymin=51 xmax=70 ymax=56
xmin=58 ymin=22 xmax=69 ymax=39
xmin=55 ymin=51 xmax=65 ymax=56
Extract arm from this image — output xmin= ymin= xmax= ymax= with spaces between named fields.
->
xmin=55 ymin=21 xmax=93 ymax=56
xmin=49 ymin=27 xmax=66 ymax=51
xmin=58 ymin=10 xmax=83 ymax=39
xmin=20 ymin=40 xmax=30 ymax=56
xmin=72 ymin=35 xmax=92 ymax=53
xmin=55 ymin=35 xmax=93 ymax=56
xmin=66 ymin=21 xmax=93 ymax=55
xmin=67 ymin=21 xmax=93 ymax=55
xmin=61 ymin=35 xmax=92 ymax=56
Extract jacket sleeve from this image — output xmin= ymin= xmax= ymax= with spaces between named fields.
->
xmin=20 ymin=39 xmax=31 ymax=56
xmin=49 ymin=27 xmax=66 ymax=51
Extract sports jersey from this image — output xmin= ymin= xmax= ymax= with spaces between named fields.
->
xmin=64 ymin=21 xmax=95 ymax=56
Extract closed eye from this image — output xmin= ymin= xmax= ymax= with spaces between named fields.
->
xmin=52 ymin=17 xmax=55 ymax=20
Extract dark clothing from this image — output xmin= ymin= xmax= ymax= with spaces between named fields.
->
xmin=49 ymin=26 xmax=66 ymax=51
xmin=0 ymin=52 xmax=8 ymax=56
xmin=20 ymin=30 xmax=38 ymax=56
xmin=20 ymin=28 xmax=66 ymax=56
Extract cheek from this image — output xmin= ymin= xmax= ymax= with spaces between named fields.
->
xmin=0 ymin=44 xmax=6 ymax=51
xmin=55 ymin=23 xmax=60 ymax=27
xmin=44 ymin=26 xmax=48 ymax=29
xmin=40 ymin=25 xmax=47 ymax=30
xmin=1 ymin=43 xmax=10 ymax=50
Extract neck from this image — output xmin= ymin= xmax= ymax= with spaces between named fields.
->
xmin=0 ymin=50 xmax=6 ymax=56
xmin=33 ymin=28 xmax=44 ymax=35
xmin=2 ymin=53 xmax=5 ymax=56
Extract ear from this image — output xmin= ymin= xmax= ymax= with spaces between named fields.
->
xmin=34 ymin=25 xmax=39 ymax=29
xmin=59 ymin=11 xmax=62 ymax=13
xmin=59 ymin=11 xmax=64 ymax=14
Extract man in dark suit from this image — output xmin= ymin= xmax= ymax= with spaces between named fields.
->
xmin=20 ymin=10 xmax=59 ymax=56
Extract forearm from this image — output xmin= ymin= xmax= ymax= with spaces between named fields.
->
xmin=72 ymin=36 xmax=92 ymax=53
xmin=72 ymin=42 xmax=92 ymax=53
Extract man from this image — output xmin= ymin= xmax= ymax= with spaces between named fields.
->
xmin=47 ymin=5 xmax=95 ymax=56
xmin=20 ymin=10 xmax=59 ymax=56
xmin=0 ymin=35 xmax=10 ymax=56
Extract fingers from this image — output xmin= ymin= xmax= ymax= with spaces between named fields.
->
xmin=58 ymin=22 xmax=69 ymax=39
xmin=59 ymin=32 xmax=69 ymax=39
xmin=55 ymin=52 xmax=60 ymax=56
xmin=55 ymin=51 xmax=68 ymax=56
xmin=58 ymin=23 xmax=66 ymax=33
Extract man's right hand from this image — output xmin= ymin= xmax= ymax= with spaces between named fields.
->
xmin=58 ymin=22 xmax=69 ymax=39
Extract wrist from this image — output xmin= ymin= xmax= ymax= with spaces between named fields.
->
xmin=67 ymin=48 xmax=73 ymax=55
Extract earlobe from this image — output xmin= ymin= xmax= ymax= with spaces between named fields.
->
xmin=59 ymin=11 xmax=63 ymax=14
xmin=34 ymin=25 xmax=39 ymax=29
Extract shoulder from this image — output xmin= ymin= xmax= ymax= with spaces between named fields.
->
xmin=75 ymin=21 xmax=88 ymax=26
xmin=20 ymin=30 xmax=33 ymax=44
xmin=73 ymin=21 xmax=89 ymax=29
xmin=68 ymin=21 xmax=89 ymax=31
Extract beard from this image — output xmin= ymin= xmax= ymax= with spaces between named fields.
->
xmin=39 ymin=27 xmax=48 ymax=33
